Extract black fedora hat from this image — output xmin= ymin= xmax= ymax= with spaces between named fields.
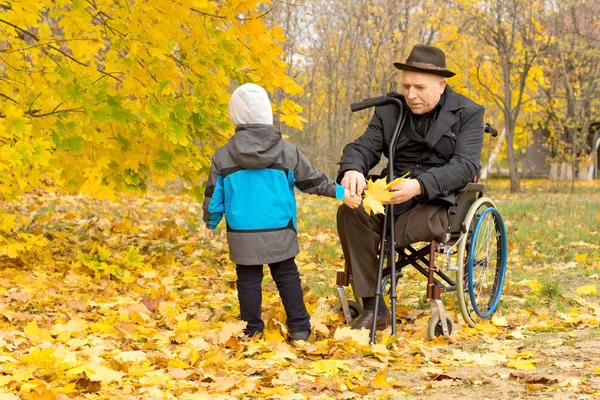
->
xmin=394 ymin=44 xmax=456 ymax=78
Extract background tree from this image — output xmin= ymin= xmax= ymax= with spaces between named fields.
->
xmin=456 ymin=0 xmax=551 ymax=193
xmin=541 ymin=0 xmax=600 ymax=188
xmin=267 ymin=0 xmax=441 ymax=177
xmin=0 ymin=0 xmax=301 ymax=256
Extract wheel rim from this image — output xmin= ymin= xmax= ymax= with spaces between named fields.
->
xmin=468 ymin=207 xmax=507 ymax=318
xmin=427 ymin=314 xmax=454 ymax=338
xmin=456 ymin=198 xmax=495 ymax=327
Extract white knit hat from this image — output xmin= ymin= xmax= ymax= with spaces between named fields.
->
xmin=228 ymin=83 xmax=273 ymax=126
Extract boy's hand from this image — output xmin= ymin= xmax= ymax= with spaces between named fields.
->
xmin=343 ymin=189 xmax=362 ymax=209
xmin=204 ymin=228 xmax=215 ymax=240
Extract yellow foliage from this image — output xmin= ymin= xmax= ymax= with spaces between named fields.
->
xmin=362 ymin=178 xmax=394 ymax=215
xmin=0 ymin=0 xmax=304 ymax=257
xmin=575 ymin=284 xmax=598 ymax=296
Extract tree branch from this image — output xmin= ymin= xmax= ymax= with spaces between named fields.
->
xmin=475 ymin=61 xmax=505 ymax=108
xmin=274 ymin=0 xmax=304 ymax=6
xmin=28 ymin=107 xmax=85 ymax=118
xmin=0 ymin=93 xmax=18 ymax=104
xmin=191 ymin=7 xmax=273 ymax=20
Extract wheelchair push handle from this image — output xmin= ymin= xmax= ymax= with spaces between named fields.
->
xmin=484 ymin=123 xmax=498 ymax=137
xmin=350 ymin=95 xmax=389 ymax=112
xmin=350 ymin=92 xmax=402 ymax=112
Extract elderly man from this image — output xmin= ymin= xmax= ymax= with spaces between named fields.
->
xmin=337 ymin=44 xmax=485 ymax=330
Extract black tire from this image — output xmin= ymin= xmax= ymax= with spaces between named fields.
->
xmin=333 ymin=300 xmax=363 ymax=322
xmin=426 ymin=314 xmax=454 ymax=339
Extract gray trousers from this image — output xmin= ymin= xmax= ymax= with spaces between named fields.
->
xmin=337 ymin=203 xmax=448 ymax=298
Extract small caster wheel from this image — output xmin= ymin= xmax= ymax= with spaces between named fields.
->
xmin=426 ymin=314 xmax=454 ymax=339
xmin=333 ymin=300 xmax=363 ymax=323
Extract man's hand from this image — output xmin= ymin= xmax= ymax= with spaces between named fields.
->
xmin=341 ymin=170 xmax=367 ymax=197
xmin=384 ymin=178 xmax=423 ymax=205
xmin=204 ymin=228 xmax=215 ymax=240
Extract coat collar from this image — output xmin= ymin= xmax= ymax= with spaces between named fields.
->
xmin=423 ymin=85 xmax=463 ymax=148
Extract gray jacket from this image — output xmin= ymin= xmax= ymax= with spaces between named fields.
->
xmin=203 ymin=124 xmax=344 ymax=265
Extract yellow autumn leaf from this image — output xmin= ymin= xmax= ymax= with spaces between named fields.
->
xmin=168 ymin=359 xmax=191 ymax=369
xmin=218 ymin=321 xmax=246 ymax=344
xmin=264 ymin=328 xmax=286 ymax=342
xmin=114 ymin=350 xmax=147 ymax=363
xmin=574 ymin=253 xmax=588 ymax=263
xmin=371 ymin=369 xmax=392 ymax=389
xmin=491 ymin=315 xmax=508 ymax=327
xmin=575 ymin=284 xmax=597 ymax=295
xmin=87 ymin=364 xmax=125 ymax=383
xmin=333 ymin=326 xmax=370 ymax=345
xmin=521 ymin=279 xmax=542 ymax=293
xmin=362 ymin=178 xmax=394 ymax=215
xmin=23 ymin=321 xmax=53 ymax=343
xmin=311 ymin=360 xmax=350 ymax=375
xmin=386 ymin=172 xmax=410 ymax=189
xmin=507 ymin=359 xmax=537 ymax=370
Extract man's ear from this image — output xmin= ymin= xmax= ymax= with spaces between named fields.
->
xmin=439 ymin=78 xmax=447 ymax=94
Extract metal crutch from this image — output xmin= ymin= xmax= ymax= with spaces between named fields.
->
xmin=350 ymin=94 xmax=407 ymax=344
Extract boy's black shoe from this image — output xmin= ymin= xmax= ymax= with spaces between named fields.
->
xmin=289 ymin=330 xmax=310 ymax=342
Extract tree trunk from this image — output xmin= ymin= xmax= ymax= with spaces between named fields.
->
xmin=503 ymin=54 xmax=520 ymax=192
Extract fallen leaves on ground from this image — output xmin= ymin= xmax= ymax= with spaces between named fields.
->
xmin=0 ymin=187 xmax=598 ymax=398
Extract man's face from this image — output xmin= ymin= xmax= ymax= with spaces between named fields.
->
xmin=401 ymin=71 xmax=446 ymax=114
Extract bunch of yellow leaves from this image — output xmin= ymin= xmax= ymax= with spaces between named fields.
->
xmin=362 ymin=173 xmax=409 ymax=215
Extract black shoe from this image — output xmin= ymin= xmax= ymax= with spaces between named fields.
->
xmin=350 ymin=309 xmax=392 ymax=331
xmin=289 ymin=330 xmax=310 ymax=342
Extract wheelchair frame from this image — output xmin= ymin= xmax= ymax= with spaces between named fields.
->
xmin=336 ymin=94 xmax=508 ymax=343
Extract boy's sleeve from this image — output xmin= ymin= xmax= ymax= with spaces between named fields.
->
xmin=293 ymin=147 xmax=344 ymax=200
xmin=202 ymin=159 xmax=225 ymax=230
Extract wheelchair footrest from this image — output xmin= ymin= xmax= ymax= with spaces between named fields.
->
xmin=336 ymin=270 xmax=350 ymax=286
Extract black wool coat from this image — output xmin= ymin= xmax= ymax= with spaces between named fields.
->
xmin=338 ymin=85 xmax=485 ymax=209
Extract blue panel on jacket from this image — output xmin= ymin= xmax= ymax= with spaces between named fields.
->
xmin=224 ymin=169 xmax=296 ymax=230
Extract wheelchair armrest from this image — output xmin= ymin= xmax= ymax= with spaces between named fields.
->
xmin=448 ymin=183 xmax=485 ymax=234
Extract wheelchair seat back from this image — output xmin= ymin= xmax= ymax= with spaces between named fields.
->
xmin=448 ymin=183 xmax=485 ymax=235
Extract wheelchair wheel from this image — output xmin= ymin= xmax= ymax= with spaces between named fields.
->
xmin=456 ymin=197 xmax=507 ymax=327
xmin=333 ymin=300 xmax=363 ymax=322
xmin=427 ymin=314 xmax=454 ymax=339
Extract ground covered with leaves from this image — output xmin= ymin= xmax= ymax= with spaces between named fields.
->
xmin=0 ymin=179 xmax=599 ymax=399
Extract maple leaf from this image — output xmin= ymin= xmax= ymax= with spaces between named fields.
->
xmin=507 ymin=359 xmax=537 ymax=370
xmin=362 ymin=173 xmax=410 ymax=215
xmin=311 ymin=360 xmax=350 ymax=376
xmin=333 ymin=326 xmax=370 ymax=345
xmin=371 ymin=369 xmax=392 ymax=389
xmin=218 ymin=321 xmax=246 ymax=344
xmin=362 ymin=178 xmax=394 ymax=215
xmin=114 ymin=350 xmax=147 ymax=363
xmin=575 ymin=284 xmax=597 ymax=295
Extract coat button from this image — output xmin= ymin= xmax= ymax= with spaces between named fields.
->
xmin=416 ymin=163 xmax=422 ymax=168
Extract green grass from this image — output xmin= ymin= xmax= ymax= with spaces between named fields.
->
xmin=295 ymin=179 xmax=600 ymax=318
xmin=487 ymin=181 xmax=600 ymax=265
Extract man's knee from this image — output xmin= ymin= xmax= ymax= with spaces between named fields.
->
xmin=337 ymin=203 xmax=353 ymax=222
xmin=337 ymin=203 xmax=371 ymax=222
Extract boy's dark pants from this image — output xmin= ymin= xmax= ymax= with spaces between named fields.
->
xmin=236 ymin=257 xmax=310 ymax=336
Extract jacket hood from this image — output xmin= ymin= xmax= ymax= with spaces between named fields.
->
xmin=226 ymin=124 xmax=284 ymax=168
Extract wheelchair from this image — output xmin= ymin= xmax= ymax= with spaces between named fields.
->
xmin=335 ymin=94 xmax=508 ymax=342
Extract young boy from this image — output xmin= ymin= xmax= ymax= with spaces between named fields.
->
xmin=203 ymin=83 xmax=361 ymax=341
